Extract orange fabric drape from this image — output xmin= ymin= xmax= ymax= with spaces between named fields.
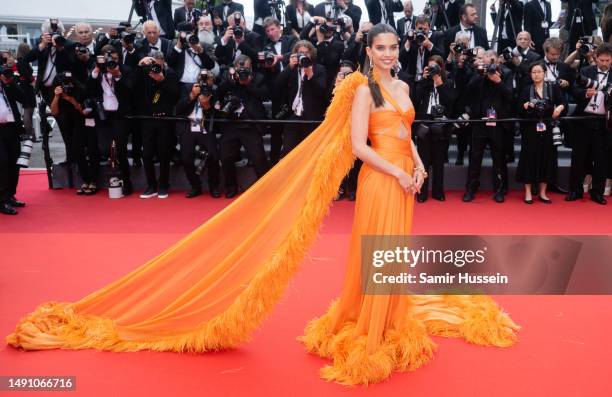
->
xmin=6 ymin=72 xmax=368 ymax=352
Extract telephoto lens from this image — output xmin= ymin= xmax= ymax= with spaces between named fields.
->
xmin=16 ymin=135 xmax=34 ymax=168
xmin=427 ymin=63 xmax=441 ymax=77
xmin=551 ymin=120 xmax=563 ymax=146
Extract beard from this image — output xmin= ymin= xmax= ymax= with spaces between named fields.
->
xmin=199 ymin=30 xmax=216 ymax=45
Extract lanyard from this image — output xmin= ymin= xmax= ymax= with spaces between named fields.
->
xmin=42 ymin=48 xmax=57 ymax=85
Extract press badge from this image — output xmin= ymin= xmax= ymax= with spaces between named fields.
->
xmin=541 ymin=21 xmax=548 ymax=29
xmin=486 ymin=108 xmax=497 ymax=127
xmin=191 ymin=120 xmax=201 ymax=132
xmin=85 ymin=118 xmax=95 ymax=127
xmin=536 ymin=121 xmax=546 ymax=132
xmin=575 ymin=16 xmax=582 ymax=24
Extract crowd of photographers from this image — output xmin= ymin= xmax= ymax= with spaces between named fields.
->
xmin=0 ymin=0 xmax=611 ymax=215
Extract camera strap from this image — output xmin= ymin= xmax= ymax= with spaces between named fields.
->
xmin=427 ymin=87 xmax=439 ymax=115
xmin=41 ymin=48 xmax=57 ymax=86
xmin=0 ymin=85 xmax=14 ymax=123
xmin=187 ymin=49 xmax=202 ymax=67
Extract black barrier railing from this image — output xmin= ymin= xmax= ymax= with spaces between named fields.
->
xmin=125 ymin=115 xmax=608 ymax=124
xmin=39 ymin=113 xmax=609 ymax=189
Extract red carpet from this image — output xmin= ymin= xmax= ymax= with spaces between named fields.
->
xmin=1 ymin=171 xmax=611 ymax=396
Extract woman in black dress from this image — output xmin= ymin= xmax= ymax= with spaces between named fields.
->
xmin=516 ymin=62 xmax=566 ymax=204
xmin=285 ymin=0 xmax=315 ymax=38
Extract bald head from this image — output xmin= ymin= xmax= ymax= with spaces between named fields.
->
xmin=143 ymin=20 xmax=160 ymax=45
xmin=516 ymin=31 xmax=532 ymax=50
xmin=74 ymin=22 xmax=93 ymax=46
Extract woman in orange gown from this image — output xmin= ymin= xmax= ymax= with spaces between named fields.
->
xmin=7 ymin=23 xmax=519 ymax=386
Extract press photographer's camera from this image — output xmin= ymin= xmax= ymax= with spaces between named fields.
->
xmin=298 ymin=54 xmax=312 ymax=68
xmin=218 ymin=93 xmax=243 ymax=117
xmin=407 ymin=29 xmax=427 ymax=46
xmin=530 ymin=98 xmax=548 ymax=115
xmin=427 ymin=63 xmax=441 ymax=77
xmin=57 ymin=71 xmax=74 ymax=95
xmin=144 ymin=62 xmax=162 ymax=75
xmin=578 ymin=36 xmax=597 ymax=56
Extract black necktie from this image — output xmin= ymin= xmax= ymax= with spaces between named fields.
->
xmin=546 ymin=62 xmax=555 ymax=66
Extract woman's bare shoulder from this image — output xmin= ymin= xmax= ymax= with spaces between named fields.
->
xmin=393 ymin=79 xmax=410 ymax=94
xmin=354 ymin=84 xmax=373 ymax=103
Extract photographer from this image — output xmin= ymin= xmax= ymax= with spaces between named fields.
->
xmin=136 ymin=21 xmax=172 ymax=59
xmin=88 ymin=46 xmax=133 ymax=196
xmin=314 ymin=0 xmax=361 ymax=32
xmin=286 ymin=0 xmax=316 ymax=38
xmin=24 ymin=19 xmax=75 ymax=162
xmin=169 ymin=22 xmax=217 ymax=98
xmin=413 ymin=55 xmax=455 ymax=202
xmin=133 ymin=0 xmax=175 ymax=40
xmin=276 ymin=40 xmax=327 ymax=157
xmin=74 ymin=22 xmax=95 ymax=54
xmin=71 ymin=44 xmax=95 ymax=86
xmin=94 ymin=22 xmax=132 ymax=56
xmin=541 ymin=38 xmax=575 ymax=100
xmin=210 ymin=0 xmax=244 ymax=28
xmin=399 ymin=15 xmax=444 ymax=84
xmin=173 ymin=0 xmax=202 ymax=27
xmin=215 ymin=12 xmax=263 ymax=67
xmin=561 ymin=0 xmax=599 ymax=53
xmin=14 ymin=44 xmax=37 ymax=142
xmin=50 ymin=71 xmax=100 ymax=195
xmin=446 ymin=34 xmax=480 ymax=165
xmin=566 ymin=43 xmax=612 ymax=205
xmin=462 ymin=50 xmax=514 ymax=203
xmin=396 ymin=1 xmax=417 ymax=41
xmin=565 ymin=36 xmax=602 ymax=70
xmin=0 ymin=67 xmax=26 ymax=215
xmin=501 ymin=31 xmax=542 ymax=94
xmin=197 ymin=14 xmax=221 ymax=47
xmin=445 ymin=4 xmax=489 ymax=57
xmin=523 ymin=0 xmax=552 ymax=56
xmin=261 ymin=17 xmax=298 ymax=164
xmin=135 ymin=51 xmax=179 ymax=199
xmin=301 ymin=15 xmax=346 ymax=87
xmin=364 ymin=0 xmax=403 ymax=29
xmin=176 ymin=70 xmax=221 ymax=198
xmin=341 ymin=21 xmax=372 ymax=73
xmin=216 ymin=55 xmax=270 ymax=198
xmin=516 ymin=61 xmax=566 ymax=204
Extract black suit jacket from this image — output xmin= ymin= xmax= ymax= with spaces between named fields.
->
xmin=0 ymin=80 xmax=25 ymax=130
xmin=167 ymin=45 xmax=216 ymax=80
xmin=396 ymin=15 xmax=417 ymax=39
xmin=215 ymin=30 xmax=263 ymax=66
xmin=444 ymin=24 xmax=489 ymax=56
xmin=285 ymin=4 xmax=316 ymax=35
xmin=23 ymin=41 xmax=76 ymax=91
xmin=432 ymin=0 xmax=465 ymax=30
xmin=275 ymin=63 xmax=328 ymax=120
xmin=399 ymin=36 xmax=444 ymax=80
xmin=121 ymin=48 xmax=142 ymax=70
xmin=136 ymin=37 xmax=172 ymax=58
xmin=523 ymin=0 xmax=552 ymax=54
xmin=212 ymin=2 xmax=245 ymax=24
xmin=134 ymin=0 xmax=175 ymax=40
xmin=173 ymin=6 xmax=202 ymax=26
xmin=414 ymin=78 xmax=455 ymax=119
xmin=572 ymin=65 xmax=610 ymax=115
xmin=86 ymin=65 xmax=134 ymax=117
xmin=365 ymin=0 xmax=403 ymax=30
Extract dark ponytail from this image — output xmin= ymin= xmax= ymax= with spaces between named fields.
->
xmin=366 ymin=23 xmax=398 ymax=108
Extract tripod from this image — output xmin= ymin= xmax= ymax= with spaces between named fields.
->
xmin=490 ymin=0 xmax=519 ymax=52
xmin=429 ymin=0 xmax=451 ymax=32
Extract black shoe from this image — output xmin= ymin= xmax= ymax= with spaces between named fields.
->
xmin=550 ymin=184 xmax=569 ymax=194
xmin=225 ymin=188 xmax=238 ymax=199
xmin=122 ymin=182 xmax=134 ymax=197
xmin=9 ymin=197 xmax=25 ymax=207
xmin=538 ymin=196 xmax=552 ymax=204
xmin=416 ymin=194 xmax=427 ymax=203
xmin=186 ymin=187 xmax=202 ymax=198
xmin=565 ymin=192 xmax=583 ymax=201
xmin=493 ymin=192 xmax=505 ymax=203
xmin=590 ymin=194 xmax=607 ymax=205
xmin=0 ymin=202 xmax=18 ymax=215
xmin=210 ymin=188 xmax=221 ymax=198
xmin=348 ymin=192 xmax=356 ymax=201
xmin=524 ymin=197 xmax=533 ymax=204
xmin=432 ymin=192 xmax=446 ymax=201
xmin=157 ymin=187 xmax=169 ymax=199
xmin=140 ymin=186 xmax=158 ymax=199
xmin=462 ymin=191 xmax=475 ymax=202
